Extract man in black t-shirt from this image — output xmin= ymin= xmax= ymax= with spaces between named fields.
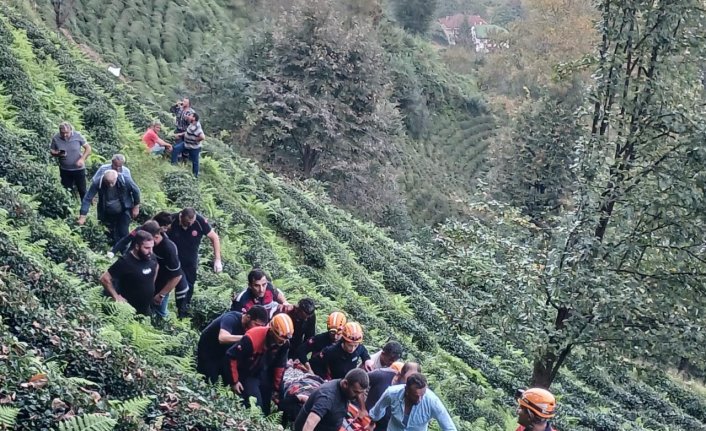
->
xmin=100 ymin=230 xmax=158 ymax=316
xmin=294 ymin=368 xmax=369 ymax=431
xmin=168 ymin=207 xmax=222 ymax=317
xmin=196 ymin=306 xmax=269 ymax=384
xmin=140 ymin=221 xmax=189 ymax=318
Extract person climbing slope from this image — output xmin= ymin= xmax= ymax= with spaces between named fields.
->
xmin=50 ymin=121 xmax=91 ymax=200
xmin=231 ymin=268 xmax=292 ymax=318
xmin=294 ymin=368 xmax=370 ymax=431
xmin=515 ymin=388 xmax=558 ymax=431
xmin=317 ymin=322 xmax=373 ymax=380
xmin=295 ymin=311 xmax=347 ymax=375
xmin=225 ymin=313 xmax=294 ymax=414
xmin=168 ymin=207 xmax=222 ymax=318
xmin=369 ymin=373 xmax=457 ymax=431
xmin=196 ymin=306 xmax=268 ymax=384
xmin=284 ymin=298 xmax=316 ymax=358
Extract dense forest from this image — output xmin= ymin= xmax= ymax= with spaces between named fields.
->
xmin=0 ymin=0 xmax=705 ymax=430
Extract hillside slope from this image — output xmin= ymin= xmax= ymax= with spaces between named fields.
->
xmin=42 ymin=0 xmax=497 ymax=227
xmin=0 ymin=5 xmax=705 ymax=431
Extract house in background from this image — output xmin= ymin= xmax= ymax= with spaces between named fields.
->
xmin=472 ymin=24 xmax=509 ymax=53
xmin=437 ymin=14 xmax=508 ymax=53
xmin=438 ymin=14 xmax=487 ymax=46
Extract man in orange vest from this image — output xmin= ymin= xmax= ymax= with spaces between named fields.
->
xmin=225 ymin=313 xmax=294 ymax=414
xmin=515 ymin=388 xmax=558 ymax=431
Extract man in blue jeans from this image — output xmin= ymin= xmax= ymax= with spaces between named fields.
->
xmin=170 ymin=98 xmax=194 ymax=165
xmin=177 ymin=111 xmax=206 ymax=177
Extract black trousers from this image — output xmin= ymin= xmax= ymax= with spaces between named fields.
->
xmin=59 ymin=168 xmax=87 ymax=199
xmin=197 ymin=353 xmax=224 ymax=385
xmin=103 ymin=211 xmax=131 ymax=246
xmin=182 ymin=263 xmax=198 ymax=305
xmin=241 ymin=374 xmax=274 ymax=415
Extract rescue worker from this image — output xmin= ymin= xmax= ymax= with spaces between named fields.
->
xmin=295 ymin=311 xmax=347 ymax=375
xmin=317 ymin=322 xmax=373 ymax=380
xmin=225 ymin=313 xmax=294 ymax=414
xmin=196 ymin=306 xmax=269 ymax=384
xmin=231 ymin=268 xmax=292 ymax=318
xmin=515 ymin=388 xmax=558 ymax=431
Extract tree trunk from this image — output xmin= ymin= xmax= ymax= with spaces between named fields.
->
xmin=677 ymin=357 xmax=691 ymax=378
xmin=531 ymin=307 xmax=573 ymax=388
xmin=300 ymin=145 xmax=321 ymax=178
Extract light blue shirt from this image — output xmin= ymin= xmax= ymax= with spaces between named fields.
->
xmin=369 ymin=385 xmax=457 ymax=431
xmin=91 ymin=163 xmax=133 ymax=185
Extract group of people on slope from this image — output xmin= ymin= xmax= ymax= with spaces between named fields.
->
xmin=48 ymin=114 xmax=559 ymax=430
xmin=50 ymin=99 xmax=204 ymax=223
xmin=50 ymin=132 xmax=140 ymax=246
xmin=98 ymin=207 xmax=221 ymax=318
xmin=195 ymin=274 xmax=458 ymax=431
xmin=195 ymin=273 xmax=560 ymax=431
xmin=140 ymin=97 xmax=206 ymax=177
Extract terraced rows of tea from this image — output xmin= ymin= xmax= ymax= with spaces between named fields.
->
xmin=0 ymin=6 xmax=705 ymax=431
xmin=402 ymin=112 xmax=496 ymax=224
xmin=64 ymin=0 xmax=244 ymax=96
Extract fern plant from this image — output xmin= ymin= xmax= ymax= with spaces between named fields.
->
xmin=108 ymin=396 xmax=152 ymax=419
xmin=0 ymin=406 xmax=19 ymax=429
xmin=57 ymin=414 xmax=117 ymax=431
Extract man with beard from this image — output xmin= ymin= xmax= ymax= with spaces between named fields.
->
xmin=369 ymin=373 xmax=456 ymax=431
xmin=99 ymin=230 xmax=158 ymax=316
xmin=514 ymin=388 xmax=557 ymax=431
xmin=225 ymin=313 xmax=294 ymax=414
xmin=140 ymin=221 xmax=188 ymax=318
xmin=50 ymin=121 xmax=92 ymax=199
xmin=294 ymin=368 xmax=370 ymax=431
xmin=196 ymin=306 xmax=269 ymax=384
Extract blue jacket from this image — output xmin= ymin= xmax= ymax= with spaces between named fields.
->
xmin=80 ymin=174 xmax=140 ymax=221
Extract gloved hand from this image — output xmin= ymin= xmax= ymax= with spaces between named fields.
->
xmin=213 ymin=259 xmax=223 ymax=273
xmin=106 ymin=251 xmax=115 ymax=259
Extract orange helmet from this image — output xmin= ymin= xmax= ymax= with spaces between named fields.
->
xmin=517 ymin=388 xmax=556 ymax=419
xmin=327 ymin=312 xmax=347 ymax=332
xmin=341 ymin=322 xmax=363 ymax=343
xmin=270 ymin=313 xmax=294 ymax=339
xmin=390 ymin=361 xmax=404 ymax=374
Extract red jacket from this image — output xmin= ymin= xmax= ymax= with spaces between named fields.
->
xmin=226 ymin=326 xmax=289 ymax=392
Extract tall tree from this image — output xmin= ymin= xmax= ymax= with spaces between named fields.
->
xmin=392 ymin=0 xmax=438 ymax=35
xmin=50 ymin=0 xmax=74 ymax=29
xmin=437 ymin=0 xmax=706 ymax=388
